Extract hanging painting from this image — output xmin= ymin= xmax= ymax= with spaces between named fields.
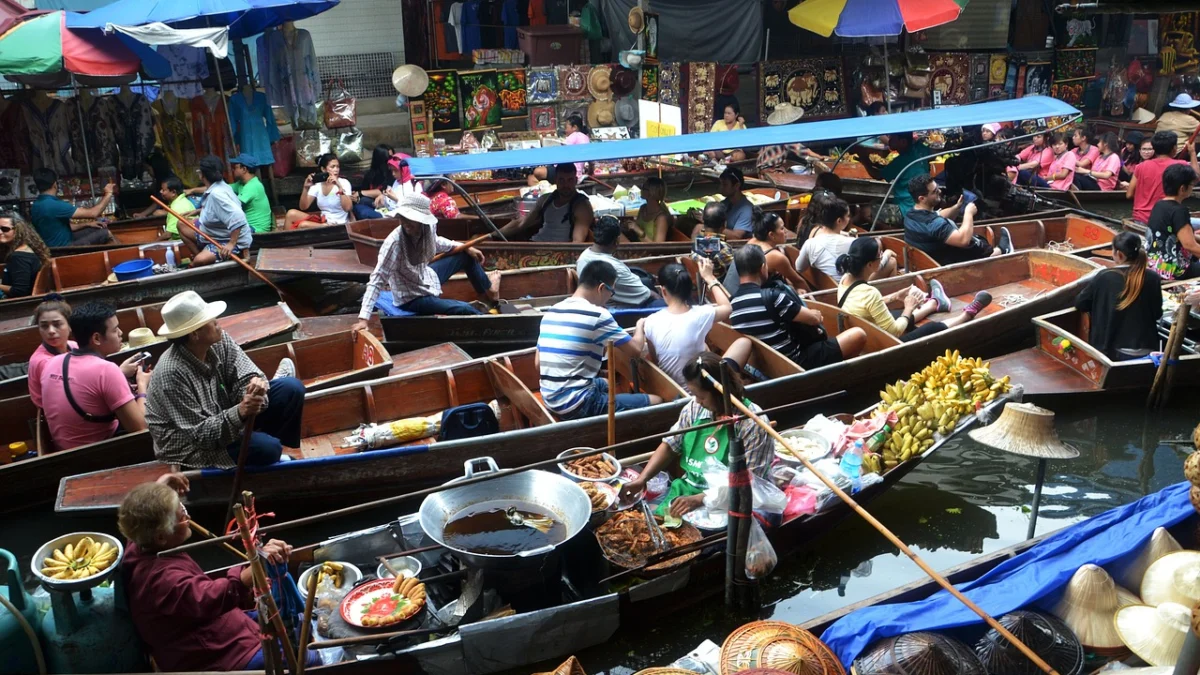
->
xmin=530 ymin=105 xmax=558 ymax=134
xmin=1160 ymin=12 xmax=1199 ymax=74
xmin=928 ymin=53 xmax=970 ymax=105
xmin=557 ymin=64 xmax=591 ymax=101
xmin=1050 ymin=81 xmax=1085 ymax=107
xmin=558 ymin=102 xmax=589 ymax=129
xmin=642 ymin=65 xmax=659 ymax=102
xmin=687 ymin=62 xmax=716 ymax=134
xmin=457 ymin=70 xmax=501 ymax=131
xmin=497 ymin=69 xmax=527 ymax=119
xmin=989 ymin=54 xmax=1008 ymax=85
xmin=424 ymin=70 xmax=461 ymax=133
xmin=659 ymin=62 xmax=681 ymax=106
xmin=527 ymin=67 xmax=559 ymax=104
xmin=758 ymin=58 xmax=846 ymax=124
xmin=1055 ymin=49 xmax=1097 ymax=80
xmin=1024 ymin=62 xmax=1052 ymax=97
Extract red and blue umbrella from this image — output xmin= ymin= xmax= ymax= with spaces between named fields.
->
xmin=0 ymin=10 xmax=169 ymax=81
xmin=789 ymin=0 xmax=969 ymax=38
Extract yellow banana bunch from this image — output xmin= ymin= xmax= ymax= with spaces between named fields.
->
xmin=41 ymin=536 xmax=117 ymax=580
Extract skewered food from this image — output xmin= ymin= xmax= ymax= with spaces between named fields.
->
xmin=564 ymin=454 xmax=618 ymax=480
xmin=41 ymin=536 xmax=116 ymax=580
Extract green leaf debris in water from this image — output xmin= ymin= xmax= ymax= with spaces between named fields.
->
xmin=945 ymin=508 xmax=962 ymax=515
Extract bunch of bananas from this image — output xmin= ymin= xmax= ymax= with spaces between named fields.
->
xmin=315 ymin=561 xmax=347 ymax=588
xmin=909 ymin=350 xmax=1012 ymax=408
xmin=41 ymin=536 xmax=117 ymax=580
xmin=874 ymin=380 xmax=938 ymax=472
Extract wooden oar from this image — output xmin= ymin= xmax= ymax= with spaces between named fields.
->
xmin=224 ymin=415 xmax=257 ymax=531
xmin=150 ymin=195 xmax=317 ymax=315
xmin=607 ymin=341 xmax=617 ymax=446
xmin=296 ymin=569 xmax=319 ymax=675
xmin=188 ymin=519 xmax=249 ymax=561
xmin=431 ymin=233 xmax=491 ymax=263
xmin=1148 ymin=303 xmax=1190 ymax=409
xmin=698 ymin=371 xmax=1061 ymax=675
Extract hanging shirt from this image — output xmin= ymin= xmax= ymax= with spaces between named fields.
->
xmin=232 ymin=176 xmax=273 ymax=233
xmin=447 ymin=2 xmax=464 ymax=52
xmin=228 ymin=91 xmax=281 ymax=168
xmin=22 ymin=97 xmax=76 ymax=176
xmin=157 ymin=45 xmax=210 ymax=100
xmin=112 ymin=93 xmax=156 ymax=180
xmin=190 ymin=94 xmax=235 ymax=166
xmin=528 ymin=0 xmax=547 ymax=25
xmin=501 ymin=0 xmax=520 ymax=49
xmin=84 ymin=96 xmax=121 ymax=173
xmin=0 ymin=98 xmax=32 ymax=172
xmin=257 ymin=27 xmax=322 ymax=128
xmin=152 ymin=97 xmax=199 ymax=188
xmin=460 ymin=0 xmax=483 ymax=57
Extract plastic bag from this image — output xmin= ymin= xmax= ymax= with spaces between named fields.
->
xmin=751 ymin=473 xmax=787 ymax=514
xmin=744 ymin=518 xmax=777 ymax=580
xmin=323 ymin=79 xmax=357 ymax=129
xmin=783 ymin=484 xmax=817 ymax=520
xmin=334 ymin=127 xmax=365 ymax=164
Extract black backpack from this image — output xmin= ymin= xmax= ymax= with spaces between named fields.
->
xmin=438 ymin=402 xmax=499 ymax=442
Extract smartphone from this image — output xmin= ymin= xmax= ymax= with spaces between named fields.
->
xmin=131 ymin=351 xmax=153 ymax=365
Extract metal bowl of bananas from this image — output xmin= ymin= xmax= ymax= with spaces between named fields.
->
xmin=32 ymin=532 xmax=123 ymax=591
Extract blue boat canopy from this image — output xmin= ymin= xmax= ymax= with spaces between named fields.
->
xmin=407 ymin=96 xmax=1079 ymax=177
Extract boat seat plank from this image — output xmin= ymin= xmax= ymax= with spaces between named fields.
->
xmin=930 ymin=279 xmax=1057 ymax=322
xmin=256 ymin=248 xmax=373 ymax=278
xmin=389 ymin=343 xmax=473 ymax=376
xmin=485 ymin=360 xmax=556 ymax=426
xmin=988 ymin=348 xmax=1101 ymax=396
xmin=56 ymin=461 xmax=176 ymax=510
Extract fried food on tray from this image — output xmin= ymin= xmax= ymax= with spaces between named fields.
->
xmin=597 ymin=511 xmax=694 ymax=563
xmin=580 ymin=482 xmax=611 ymax=510
xmin=565 ymin=454 xmax=617 ymax=480
xmin=358 ymin=577 xmax=426 ymax=628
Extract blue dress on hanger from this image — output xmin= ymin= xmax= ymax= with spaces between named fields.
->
xmin=228 ymin=90 xmax=280 ymax=167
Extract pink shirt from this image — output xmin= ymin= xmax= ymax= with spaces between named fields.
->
xmin=1017 ymin=145 xmax=1053 ymax=177
xmin=1048 ymin=150 xmax=1077 ymax=191
xmin=40 ymin=352 xmax=133 ymax=451
xmin=1091 ymin=152 xmax=1123 ymax=191
xmin=564 ymin=131 xmax=590 ymax=179
xmin=1132 ymin=156 xmax=1188 ymax=223
xmin=27 ymin=340 xmax=76 ymax=408
xmin=1074 ymin=145 xmax=1100 ymax=167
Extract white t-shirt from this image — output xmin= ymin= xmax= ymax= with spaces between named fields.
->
xmin=796 ymin=234 xmax=853 ymax=278
xmin=383 ymin=179 xmax=422 ymax=212
xmin=643 ymin=305 xmax=717 ymax=385
xmin=307 ymin=177 xmax=353 ymax=225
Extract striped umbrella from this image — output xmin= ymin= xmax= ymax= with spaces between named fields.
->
xmin=0 ymin=11 xmax=165 ymax=78
xmin=789 ymin=0 xmax=970 ymax=38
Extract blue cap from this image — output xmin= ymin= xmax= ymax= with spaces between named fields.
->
xmin=227 ymin=153 xmax=259 ymax=169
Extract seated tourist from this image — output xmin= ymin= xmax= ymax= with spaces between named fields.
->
xmin=836 ymin=237 xmax=991 ymax=343
xmin=425 ymin=179 xmax=461 ymax=219
xmin=743 ymin=210 xmax=808 ymax=291
xmin=1075 ymin=232 xmax=1162 ymax=360
xmin=877 ymin=133 xmax=933 ymax=215
xmin=40 ymin=302 xmax=150 ymax=451
xmin=1071 ymin=126 xmax=1100 ymax=169
xmin=1119 ymin=132 xmax=1147 ymax=182
xmin=158 ymin=177 xmax=195 ymax=239
xmin=228 ymin=154 xmax=273 ymax=234
xmin=181 ymin=156 xmax=253 ymax=267
xmin=146 ymin=291 xmax=304 ymax=468
xmin=284 ymin=153 xmax=353 ymax=229
xmin=797 ymin=193 xmax=894 ymax=280
xmin=577 ymin=216 xmax=662 ymax=308
xmin=621 ymin=351 xmax=772 ymax=517
xmin=354 ymin=143 xmax=395 ymax=220
xmin=730 ymin=245 xmax=866 ymax=369
xmin=30 ymin=168 xmax=115 ymax=247
xmin=537 ymin=260 xmax=663 ymax=420
xmin=692 ymin=202 xmax=735 ymax=288
xmin=1009 ymin=132 xmax=1053 ymax=187
xmin=718 ymin=168 xmax=753 ymax=239
xmin=627 ymin=177 xmax=671 ymax=243
xmin=1146 ymin=164 xmax=1200 ymax=280
xmin=353 ymin=195 xmax=499 ymax=324
xmin=707 ymin=102 xmax=748 ymax=162
xmin=0 ymin=211 xmax=50 ymax=299
xmin=377 ymin=153 xmax=423 ymax=214
xmin=28 ymin=295 xmax=74 ymax=407
xmin=1045 ymin=132 xmax=1078 ymax=191
xmin=903 ymin=174 xmax=1012 ymax=266
xmin=119 ymin=479 xmax=316 ymax=672
xmin=1074 ymin=132 xmax=1123 ymax=191
xmin=499 ymin=163 xmax=594 ymax=243
xmin=1127 ymin=131 xmax=1198 ymax=225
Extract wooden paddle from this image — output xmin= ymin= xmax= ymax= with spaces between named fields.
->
xmin=150 ymin=196 xmax=320 ymax=316
xmin=699 ymin=370 xmax=1062 ymax=675
xmin=1148 ymin=303 xmax=1190 ymax=409
xmin=431 ymin=233 xmax=491 ymax=263
xmin=224 ymin=414 xmax=257 ymax=529
xmin=607 ymin=341 xmax=617 ymax=446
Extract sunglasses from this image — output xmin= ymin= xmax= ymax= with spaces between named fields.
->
xmin=0 ymin=225 xmax=13 ymax=233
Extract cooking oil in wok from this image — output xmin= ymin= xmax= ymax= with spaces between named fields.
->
xmin=443 ymin=500 xmax=566 ymax=555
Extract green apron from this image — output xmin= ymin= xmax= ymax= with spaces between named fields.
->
xmin=656 ymin=419 xmax=732 ymax=516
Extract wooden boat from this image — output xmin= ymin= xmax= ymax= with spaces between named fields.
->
xmin=55 ymin=346 xmax=688 ymax=514
xmin=0 ymin=242 xmax=253 ymax=324
xmin=0 ymin=302 xmax=301 ymax=401
xmin=48 ymin=215 xmax=170 ymax=256
xmin=2 ymin=336 xmax=447 ymax=515
xmin=1034 ymin=187 xmax=1128 ymax=206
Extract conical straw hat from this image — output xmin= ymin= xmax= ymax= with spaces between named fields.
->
xmin=1048 ymin=564 xmax=1140 ymax=650
xmin=853 ymin=632 xmax=985 ymax=675
xmin=968 ymin=402 xmax=1079 ymax=459
xmin=1115 ymin=527 xmax=1183 ymax=591
xmin=1140 ymin=550 xmax=1200 ymax=607
xmin=973 ymin=611 xmax=1084 ymax=675
xmin=1114 ymin=602 xmax=1191 ymax=667
xmin=720 ymin=621 xmax=845 ymax=675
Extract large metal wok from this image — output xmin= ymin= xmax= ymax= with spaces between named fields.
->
xmin=418 ymin=457 xmax=592 ymax=570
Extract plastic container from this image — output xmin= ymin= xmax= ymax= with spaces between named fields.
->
xmin=839 ymin=441 xmax=863 ymax=480
xmin=112 ymin=259 xmax=154 ymax=281
xmin=165 ymin=247 xmax=176 ymax=267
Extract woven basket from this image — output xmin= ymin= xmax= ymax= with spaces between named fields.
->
xmin=853 ymin=632 xmax=985 ymax=675
xmin=974 ymin=611 xmax=1084 ymax=675
xmin=720 ymin=621 xmax=845 ymax=675
xmin=634 ymin=669 xmax=706 ymax=675
xmin=534 ymin=656 xmax=587 ymax=675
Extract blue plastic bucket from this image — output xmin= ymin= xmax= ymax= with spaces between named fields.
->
xmin=112 ymin=259 xmax=154 ymax=281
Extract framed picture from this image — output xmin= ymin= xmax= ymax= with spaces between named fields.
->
xmin=413 ymin=119 xmax=428 ymax=134
xmin=497 ymin=69 xmax=528 ymax=118
xmin=457 ymin=69 xmax=502 ymax=131
xmin=424 ymin=70 xmax=462 ymax=133
xmin=645 ymin=12 xmax=659 ymax=59
xmin=409 ymin=100 xmax=426 ymax=117
xmin=530 ymin=105 xmax=558 ymax=134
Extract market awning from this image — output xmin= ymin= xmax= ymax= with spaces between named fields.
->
xmin=67 ymin=0 xmax=341 ymax=40
xmin=789 ymin=0 xmax=969 ymax=38
xmin=0 ymin=11 xmax=169 ymax=81
xmin=406 ymin=96 xmax=1079 ymax=177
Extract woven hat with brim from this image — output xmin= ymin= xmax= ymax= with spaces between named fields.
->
xmin=392 ymin=64 xmax=429 ymax=97
xmin=1116 ymin=527 xmax=1183 ymax=591
xmin=1132 ymin=107 xmax=1157 ymax=124
xmin=611 ymin=66 xmax=637 ymax=97
xmin=973 ymin=611 xmax=1084 ymax=675
xmin=588 ymin=65 xmax=613 ymax=101
xmin=127 ymin=327 xmax=162 ymax=349
xmin=619 ymin=50 xmax=645 ymax=70
xmin=852 ymin=632 xmax=984 ymax=675
xmin=767 ymin=103 xmax=804 ymax=126
xmin=968 ymin=402 xmax=1079 ymax=459
xmin=395 ymin=193 xmax=438 ymax=226
xmin=533 ymin=656 xmax=586 ymax=675
xmin=1170 ymin=93 xmax=1200 ymax=109
xmin=628 ymin=6 xmax=645 ymax=33
xmin=156 ymin=291 xmax=227 ymax=339
xmin=1115 ymin=602 xmax=1191 ymax=667
xmin=719 ymin=620 xmax=845 ymax=675
xmin=615 ymin=96 xmax=638 ymax=127
xmin=588 ymin=100 xmax=616 ymax=129
xmin=1048 ymin=563 xmax=1140 ymax=651
xmin=1140 ymin=550 xmax=1200 ymax=607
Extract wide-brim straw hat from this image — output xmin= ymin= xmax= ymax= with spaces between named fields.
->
xmin=126 ymin=327 xmax=162 ymax=349
xmin=588 ymin=65 xmax=613 ymax=101
xmin=392 ymin=64 xmax=429 ymax=97
xmin=611 ymin=66 xmax=637 ymax=98
xmin=156 ymin=290 xmax=227 ymax=339
xmin=1114 ymin=602 xmax=1191 ymax=667
xmin=1115 ymin=527 xmax=1183 ymax=591
xmin=615 ymin=96 xmax=638 ymax=127
xmin=627 ymin=6 xmax=645 ymax=33
xmin=1140 ymin=550 xmax=1200 ymax=607
xmin=534 ymin=656 xmax=587 ymax=675
xmin=395 ymin=193 xmax=439 ymax=226
xmin=588 ymin=100 xmax=616 ymax=129
xmin=852 ymin=632 xmax=984 ymax=675
xmin=767 ymin=103 xmax=804 ymax=126
xmin=968 ymin=402 xmax=1079 ymax=460
xmin=1169 ymin=93 xmax=1200 ymax=109
xmin=720 ymin=621 xmax=845 ymax=675
xmin=1048 ymin=564 xmax=1140 ymax=650
xmin=973 ymin=611 xmax=1084 ymax=675
xmin=1131 ymin=107 xmax=1157 ymax=124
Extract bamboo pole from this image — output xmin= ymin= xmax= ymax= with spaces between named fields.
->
xmin=255 ymin=598 xmax=283 ymax=675
xmin=430 ymin=233 xmax=491 ymax=263
xmin=188 ymin=519 xmax=249 ymax=560
xmin=225 ymin=416 xmax=257 ymax=530
xmin=233 ymin=502 xmax=300 ymax=674
xmin=698 ymin=371 xmax=1061 ymax=675
xmin=159 ymin=390 xmax=847 ymax=556
xmin=607 ymin=342 xmax=617 ymax=446
xmin=295 ymin=566 xmax=319 ymax=675
xmin=1148 ymin=303 xmax=1189 ymax=408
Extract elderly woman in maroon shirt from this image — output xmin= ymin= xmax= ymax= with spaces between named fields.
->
xmin=118 ymin=478 xmax=315 ymax=672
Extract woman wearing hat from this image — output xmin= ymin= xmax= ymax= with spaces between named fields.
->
xmin=1156 ymin=93 xmax=1200 ymax=156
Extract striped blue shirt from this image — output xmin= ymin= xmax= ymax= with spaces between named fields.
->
xmin=538 ymin=296 xmax=632 ymax=415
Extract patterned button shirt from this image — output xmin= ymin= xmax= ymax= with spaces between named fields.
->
xmin=146 ymin=332 xmax=265 ymax=469
xmin=665 ymin=398 xmax=773 ymax=478
xmin=358 ymin=222 xmax=458 ymax=320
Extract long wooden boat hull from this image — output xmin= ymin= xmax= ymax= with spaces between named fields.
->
xmin=1034 ymin=187 xmax=1128 ymax=205
xmin=49 ymin=215 xmax=170 ymax=256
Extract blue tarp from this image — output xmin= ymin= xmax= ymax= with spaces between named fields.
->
xmin=406 ymin=97 xmax=1080 ymax=177
xmin=67 ymin=0 xmax=340 ymax=40
xmin=820 ymin=482 xmax=1193 ymax=667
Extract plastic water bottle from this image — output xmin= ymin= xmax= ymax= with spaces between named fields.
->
xmin=840 ymin=440 xmax=864 ymax=482
xmin=165 ymin=247 xmax=176 ymax=268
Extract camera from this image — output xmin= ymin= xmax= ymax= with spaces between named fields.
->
xmin=312 ymin=171 xmax=329 ymax=184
